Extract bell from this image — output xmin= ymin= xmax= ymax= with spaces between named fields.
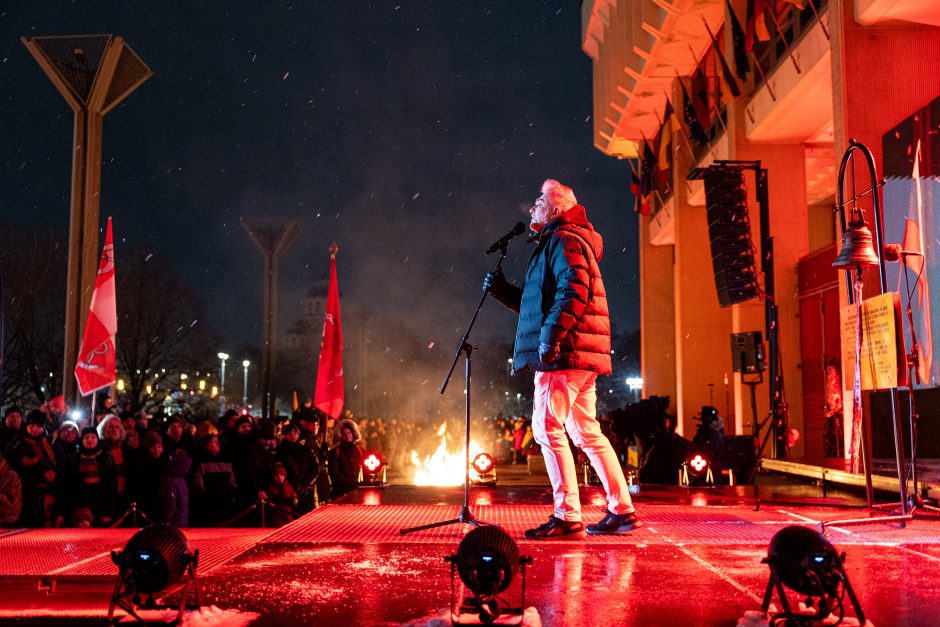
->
xmin=833 ymin=211 xmax=879 ymax=269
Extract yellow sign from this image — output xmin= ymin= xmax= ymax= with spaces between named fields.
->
xmin=840 ymin=292 xmax=907 ymax=391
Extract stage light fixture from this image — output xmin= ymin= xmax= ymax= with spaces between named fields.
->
xmin=108 ymin=524 xmax=200 ymax=624
xmin=680 ymin=453 xmax=713 ymax=486
xmin=469 ymin=452 xmax=497 ymax=485
xmin=359 ymin=451 xmax=387 ymax=486
xmin=446 ymin=526 xmax=531 ymax=625
xmin=762 ymin=525 xmax=866 ymax=625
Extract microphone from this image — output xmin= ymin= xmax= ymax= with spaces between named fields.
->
xmin=883 ymin=243 xmax=924 ymax=262
xmin=484 ymin=222 xmax=527 ymax=255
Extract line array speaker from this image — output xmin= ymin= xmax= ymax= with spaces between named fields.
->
xmin=704 ymin=166 xmax=759 ymax=307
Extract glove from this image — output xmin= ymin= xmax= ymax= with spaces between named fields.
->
xmin=483 ymin=270 xmax=507 ymax=293
xmin=539 ymin=342 xmax=561 ymax=364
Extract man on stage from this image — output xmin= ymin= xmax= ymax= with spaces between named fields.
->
xmin=484 ymin=179 xmax=640 ymax=539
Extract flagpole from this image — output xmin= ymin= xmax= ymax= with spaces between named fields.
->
xmin=748 ymin=50 xmax=776 ymax=100
xmin=806 ymin=0 xmax=829 ymax=40
xmin=765 ymin=5 xmax=802 ymax=73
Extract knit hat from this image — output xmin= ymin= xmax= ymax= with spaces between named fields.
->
xmin=26 ymin=410 xmax=47 ymax=426
xmin=81 ymin=426 xmax=98 ymax=439
xmin=57 ymin=420 xmax=80 ymax=436
xmin=234 ymin=415 xmax=253 ymax=431
xmin=4 ymin=405 xmax=21 ymax=418
xmin=143 ymin=430 xmax=163 ymax=450
xmin=195 ymin=433 xmax=216 ymax=451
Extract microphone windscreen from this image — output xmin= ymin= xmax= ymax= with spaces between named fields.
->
xmin=883 ymin=243 xmax=901 ymax=262
xmin=512 ymin=221 xmax=526 ymax=235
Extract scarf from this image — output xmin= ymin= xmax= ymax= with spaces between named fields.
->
xmin=79 ymin=450 xmax=100 ymax=485
xmin=109 ymin=443 xmax=125 ymax=492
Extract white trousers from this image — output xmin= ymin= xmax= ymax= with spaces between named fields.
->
xmin=531 ymin=369 xmax=634 ymax=522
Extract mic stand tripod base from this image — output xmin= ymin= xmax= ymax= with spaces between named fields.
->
xmin=399 ymin=505 xmax=495 ymax=535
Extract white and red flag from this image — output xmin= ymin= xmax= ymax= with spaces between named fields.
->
xmin=314 ymin=244 xmax=344 ymax=419
xmin=74 ymin=217 xmax=117 ymax=397
xmin=902 ymin=139 xmax=932 ymax=383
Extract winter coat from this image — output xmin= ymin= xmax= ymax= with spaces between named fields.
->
xmin=488 ymin=205 xmax=612 ymax=375
xmin=276 ymin=438 xmax=319 ymax=491
xmin=190 ymin=451 xmax=237 ymax=526
xmin=0 ymin=463 xmax=22 ymax=525
xmin=328 ymin=441 xmax=362 ymax=500
xmin=68 ymin=445 xmax=117 ymax=524
xmin=159 ymin=449 xmax=192 ymax=527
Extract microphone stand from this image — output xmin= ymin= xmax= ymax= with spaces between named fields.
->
xmin=399 ymin=247 xmax=506 ymax=534
xmin=897 ymin=255 xmax=940 ymax=515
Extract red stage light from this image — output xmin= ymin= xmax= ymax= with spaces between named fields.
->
xmin=690 ymin=454 xmax=709 ymax=473
xmin=472 ymin=452 xmax=494 ymax=475
xmin=362 ymin=452 xmax=385 ymax=474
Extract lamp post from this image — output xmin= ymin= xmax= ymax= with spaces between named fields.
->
xmin=217 ymin=352 xmax=229 ymax=415
xmin=242 ymin=360 xmax=250 ymax=408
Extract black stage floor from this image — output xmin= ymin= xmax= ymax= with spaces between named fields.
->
xmin=0 ymin=484 xmax=938 ymax=626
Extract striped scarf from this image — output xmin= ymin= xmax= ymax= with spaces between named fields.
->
xmin=109 ymin=444 xmax=125 ymax=492
xmin=79 ymin=452 xmax=100 ymax=485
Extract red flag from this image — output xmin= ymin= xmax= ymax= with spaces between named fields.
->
xmin=314 ymin=246 xmax=344 ymax=419
xmin=74 ymin=217 xmax=117 ymax=397
xmin=902 ymin=140 xmax=932 ymax=382
xmin=745 ymin=0 xmax=770 ymax=52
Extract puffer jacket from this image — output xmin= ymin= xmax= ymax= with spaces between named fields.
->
xmin=489 ymin=205 xmax=612 ymax=375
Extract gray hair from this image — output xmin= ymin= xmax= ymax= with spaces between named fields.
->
xmin=541 ymin=179 xmax=577 ymax=213
xmin=97 ymin=414 xmax=126 ymax=443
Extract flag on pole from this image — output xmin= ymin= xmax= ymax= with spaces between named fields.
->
xmin=679 ymin=79 xmax=708 ymax=143
xmin=903 ymin=139 xmax=932 ymax=383
xmin=657 ymin=98 xmax=680 ymax=170
xmin=704 ymin=20 xmax=741 ymax=98
xmin=638 ymin=140 xmax=657 ymax=197
xmin=631 ymin=171 xmax=651 ymax=216
xmin=746 ymin=0 xmax=771 ymax=50
xmin=727 ymin=0 xmax=750 ymax=81
xmin=314 ymin=243 xmax=345 ymax=419
xmin=74 ymin=217 xmax=117 ymax=397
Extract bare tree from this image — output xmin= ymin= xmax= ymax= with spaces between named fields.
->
xmin=0 ymin=226 xmax=66 ymax=408
xmin=115 ymin=251 xmax=218 ymax=411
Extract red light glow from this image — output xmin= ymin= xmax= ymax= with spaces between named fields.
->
xmin=690 ymin=454 xmax=708 ymax=473
xmin=363 ymin=453 xmax=385 ymax=473
xmin=471 ymin=452 xmax=494 ymax=474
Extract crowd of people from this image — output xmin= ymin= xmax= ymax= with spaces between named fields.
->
xmin=0 ymin=393 xmax=548 ymax=530
xmin=0 ymin=396 xmax=382 ymax=529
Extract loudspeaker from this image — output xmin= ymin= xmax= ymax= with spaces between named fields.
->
xmin=731 ymin=332 xmax=765 ymax=374
xmin=704 ymin=166 xmax=759 ymax=307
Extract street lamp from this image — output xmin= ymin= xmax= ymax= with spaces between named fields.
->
xmin=242 ymin=360 xmax=250 ymax=407
xmin=218 ymin=352 xmax=229 ymax=415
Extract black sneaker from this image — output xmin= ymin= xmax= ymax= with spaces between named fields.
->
xmin=586 ymin=510 xmax=642 ymax=535
xmin=524 ymin=515 xmax=585 ymax=540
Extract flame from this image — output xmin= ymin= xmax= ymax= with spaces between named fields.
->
xmin=411 ymin=422 xmax=486 ymax=486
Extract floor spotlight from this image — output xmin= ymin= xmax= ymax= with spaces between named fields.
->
xmin=446 ymin=526 xmax=531 ymax=625
xmin=761 ymin=525 xmax=866 ymax=626
xmin=680 ymin=453 xmax=714 ymax=486
xmin=470 ymin=452 xmax=497 ymax=485
xmin=108 ymin=524 xmax=200 ymax=624
xmin=359 ymin=451 xmax=387 ymax=486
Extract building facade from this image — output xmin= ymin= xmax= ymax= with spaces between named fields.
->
xmin=581 ymin=0 xmax=940 ymax=460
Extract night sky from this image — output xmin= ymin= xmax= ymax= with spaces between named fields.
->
xmin=1 ymin=2 xmax=638 ymax=361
